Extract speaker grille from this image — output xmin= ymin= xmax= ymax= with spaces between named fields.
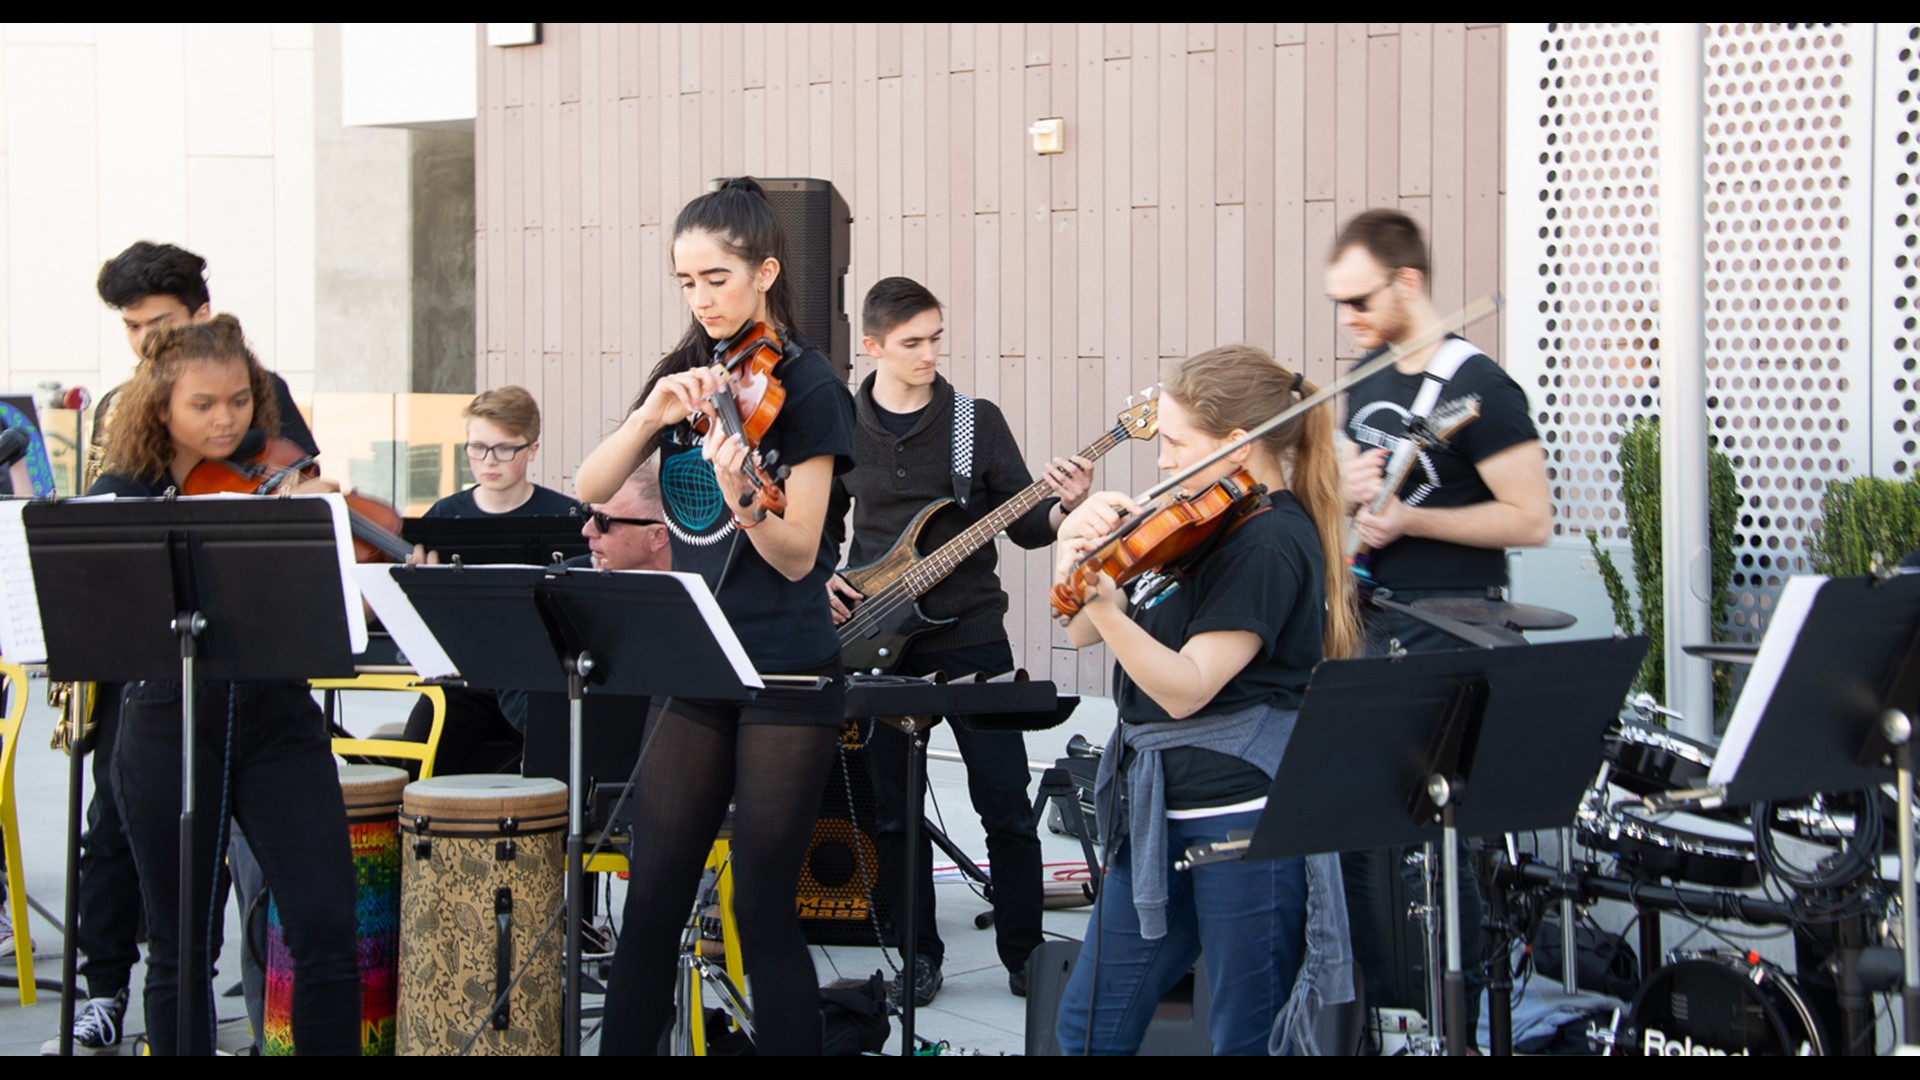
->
xmin=752 ymin=177 xmax=851 ymax=381
xmin=798 ymin=723 xmax=896 ymax=946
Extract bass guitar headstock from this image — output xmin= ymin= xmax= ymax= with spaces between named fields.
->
xmin=1115 ymin=385 xmax=1163 ymax=442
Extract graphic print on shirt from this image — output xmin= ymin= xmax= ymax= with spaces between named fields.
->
xmin=660 ymin=443 xmax=737 ymax=546
xmin=1348 ymin=400 xmax=1442 ymax=508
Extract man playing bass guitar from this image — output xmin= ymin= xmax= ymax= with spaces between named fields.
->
xmin=827 ymin=276 xmax=1092 ymax=1004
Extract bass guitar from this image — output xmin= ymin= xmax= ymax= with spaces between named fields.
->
xmin=1351 ymin=393 xmax=1481 ymax=599
xmin=838 ymin=393 xmax=1161 ymax=674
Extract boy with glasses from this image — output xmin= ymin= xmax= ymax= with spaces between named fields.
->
xmin=424 ymin=386 xmax=578 ymax=518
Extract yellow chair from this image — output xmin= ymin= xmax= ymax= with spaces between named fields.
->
xmin=313 ymin=674 xmax=448 ymax=780
xmin=2 ymin=658 xmax=37 ymax=1005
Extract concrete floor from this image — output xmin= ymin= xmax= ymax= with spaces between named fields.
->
xmin=1 ymin=676 xmax=1118 ymax=1056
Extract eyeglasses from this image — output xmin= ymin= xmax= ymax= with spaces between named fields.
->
xmin=464 ymin=441 xmax=533 ymax=462
xmin=582 ymin=506 xmax=664 ymax=533
xmin=1332 ymin=278 xmax=1397 ymax=314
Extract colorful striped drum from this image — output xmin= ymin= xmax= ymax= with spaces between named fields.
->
xmin=263 ymin=763 xmax=408 ymax=1056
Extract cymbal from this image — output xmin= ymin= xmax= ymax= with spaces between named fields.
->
xmin=1409 ymin=597 xmax=1578 ymax=631
xmin=1681 ymin=642 xmax=1760 ymax=665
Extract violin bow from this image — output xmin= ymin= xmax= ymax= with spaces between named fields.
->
xmin=1131 ymin=292 xmax=1502 ymax=506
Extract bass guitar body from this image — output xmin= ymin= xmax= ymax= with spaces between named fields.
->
xmin=837 ymin=499 xmax=958 ymax=675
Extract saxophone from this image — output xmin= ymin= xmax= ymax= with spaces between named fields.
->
xmin=47 ymin=679 xmax=96 ymax=755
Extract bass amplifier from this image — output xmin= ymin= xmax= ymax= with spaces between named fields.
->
xmin=798 ymin=720 xmax=897 ymax=946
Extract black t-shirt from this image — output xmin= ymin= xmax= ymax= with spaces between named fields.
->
xmin=422 ymin=483 xmax=578 ymax=519
xmin=1115 ymin=493 xmax=1326 ymax=722
xmin=656 ymin=341 xmax=856 ymax=673
xmin=88 ymin=471 xmax=172 ymax=498
xmin=871 ymin=402 xmax=925 ymax=438
xmin=1343 ymin=343 xmax=1538 ymax=590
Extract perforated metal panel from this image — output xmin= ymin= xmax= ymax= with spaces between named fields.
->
xmin=1507 ymin=23 xmax=1885 ymax=640
xmin=1872 ymin=27 xmax=1920 ymax=479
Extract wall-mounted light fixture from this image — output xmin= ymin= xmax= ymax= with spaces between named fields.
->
xmin=488 ymin=24 xmax=541 ymax=48
xmin=1029 ymin=117 xmax=1065 ymax=156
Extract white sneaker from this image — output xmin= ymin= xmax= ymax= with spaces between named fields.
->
xmin=39 ymin=988 xmax=130 ymax=1056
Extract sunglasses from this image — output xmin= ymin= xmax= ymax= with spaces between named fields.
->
xmin=1333 ymin=278 xmax=1397 ymax=314
xmin=582 ymin=506 xmax=664 ymax=533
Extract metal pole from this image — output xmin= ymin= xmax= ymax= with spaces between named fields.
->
xmin=59 ymin=690 xmax=86 ymax=1056
xmin=564 ymin=654 xmax=592 ymax=1057
xmin=1658 ymin=23 xmax=1716 ymax=741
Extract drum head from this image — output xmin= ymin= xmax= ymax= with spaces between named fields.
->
xmin=1619 ymin=954 xmax=1823 ymax=1056
xmin=338 ymin=763 xmax=410 ymax=814
xmin=402 ymin=775 xmax=568 ymax=834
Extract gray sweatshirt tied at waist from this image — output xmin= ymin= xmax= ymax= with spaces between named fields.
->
xmin=1093 ymin=702 xmax=1355 ymax=1055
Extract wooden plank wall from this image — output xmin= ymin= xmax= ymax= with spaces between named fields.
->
xmin=475 ymin=23 xmax=1507 ymax=696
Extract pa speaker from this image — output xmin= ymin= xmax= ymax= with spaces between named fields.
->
xmin=752 ymin=177 xmax=851 ymax=380
xmin=798 ymin=721 xmax=896 ymax=946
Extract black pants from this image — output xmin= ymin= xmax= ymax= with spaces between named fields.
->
xmin=76 ymin=684 xmax=146 ymax=1000
xmin=601 ymin=675 xmax=846 ymax=1056
xmin=114 ymin=679 xmax=360 ymax=1056
xmin=401 ymin=686 xmax=523 ymax=776
xmin=868 ymin=640 xmax=1044 ymax=974
xmin=1343 ymin=589 xmax=1498 ymax=1034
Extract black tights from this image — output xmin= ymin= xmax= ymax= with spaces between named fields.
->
xmin=600 ymin=711 xmax=840 ymax=1056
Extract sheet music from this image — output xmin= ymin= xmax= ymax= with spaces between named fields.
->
xmin=0 ymin=499 xmax=48 ymax=662
xmin=352 ymin=563 xmax=458 ymax=680
xmin=1708 ymin=574 xmax=1825 ymax=787
xmin=310 ymin=493 xmax=370 ymax=654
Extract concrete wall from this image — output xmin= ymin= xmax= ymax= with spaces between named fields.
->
xmin=410 ymin=130 xmax=477 ymax=394
xmin=0 ymin=23 xmax=318 ymax=399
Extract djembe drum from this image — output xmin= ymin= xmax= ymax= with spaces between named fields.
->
xmin=395 ymin=775 xmax=568 ymax=1056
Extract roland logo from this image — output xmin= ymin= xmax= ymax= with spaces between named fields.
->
xmin=1642 ymin=1028 xmax=1749 ymax=1057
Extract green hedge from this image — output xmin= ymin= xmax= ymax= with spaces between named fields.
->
xmin=1808 ymin=477 xmax=1920 ymax=577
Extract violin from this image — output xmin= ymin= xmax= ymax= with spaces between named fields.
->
xmin=689 ymin=321 xmax=792 ymax=521
xmin=1050 ymin=468 xmax=1267 ymax=623
xmin=182 ymin=432 xmax=415 ymax=563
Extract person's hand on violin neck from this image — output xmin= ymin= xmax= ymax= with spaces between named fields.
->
xmin=701 ymin=430 xmax=760 ymax=517
xmin=1056 ymin=490 xmax=1141 ymax=546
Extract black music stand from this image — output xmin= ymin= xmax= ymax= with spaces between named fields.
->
xmin=23 ymin=497 xmax=359 ymax=1056
xmin=381 ymin=564 xmax=761 ymax=1057
xmin=1230 ymin=637 xmax=1646 ymax=1056
xmin=401 ymin=515 xmax=589 ymax=567
xmin=1706 ymin=573 xmax=1920 ymax=1044
xmin=842 ymin=672 xmax=1071 ymax=1054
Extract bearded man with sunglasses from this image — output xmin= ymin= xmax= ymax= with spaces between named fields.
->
xmin=1329 ymin=209 xmax=1551 ymax=1046
xmin=424 ymin=386 xmax=579 ymax=518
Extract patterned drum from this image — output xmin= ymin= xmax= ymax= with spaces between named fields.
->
xmin=395 ymin=775 xmax=568 ymax=1056
xmin=263 ymin=763 xmax=408 ymax=1056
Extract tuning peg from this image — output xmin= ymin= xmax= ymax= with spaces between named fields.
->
xmin=1125 ymin=394 xmax=1134 ymax=407
xmin=1140 ymin=386 xmax=1154 ymax=400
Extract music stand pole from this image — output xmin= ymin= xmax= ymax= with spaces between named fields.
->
xmin=58 ymin=690 xmax=85 ymax=1056
xmin=172 ymin=610 xmax=204 ymax=1057
xmin=562 ymin=652 xmax=593 ymax=1058
xmin=899 ymin=716 xmax=928 ymax=1055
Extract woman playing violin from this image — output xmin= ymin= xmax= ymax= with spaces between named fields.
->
xmin=88 ymin=316 xmax=360 ymax=1056
xmin=576 ymin=177 xmax=855 ymax=1056
xmin=1050 ymin=344 xmax=1360 ymax=1056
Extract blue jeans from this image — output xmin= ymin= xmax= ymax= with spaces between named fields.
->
xmin=1056 ymin=809 xmax=1308 ymax=1056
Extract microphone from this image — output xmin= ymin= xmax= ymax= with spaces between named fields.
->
xmin=62 ymin=386 xmax=92 ymax=411
xmin=0 ymin=427 xmax=32 ymax=468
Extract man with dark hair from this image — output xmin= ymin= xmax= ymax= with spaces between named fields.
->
xmin=827 ymin=276 xmax=1092 ymax=1004
xmin=45 ymin=240 xmax=322 ymax=1055
xmin=93 ymin=241 xmax=319 ymax=460
xmin=1330 ymin=208 xmax=1551 ymax=1044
